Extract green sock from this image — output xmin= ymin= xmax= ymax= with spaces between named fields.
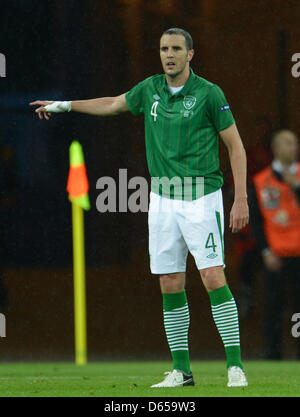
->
xmin=163 ymin=291 xmax=191 ymax=375
xmin=209 ymin=285 xmax=243 ymax=369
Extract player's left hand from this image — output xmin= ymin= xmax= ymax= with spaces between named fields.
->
xmin=229 ymin=198 xmax=249 ymax=233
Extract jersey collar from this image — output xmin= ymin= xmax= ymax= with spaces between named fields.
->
xmin=163 ymin=67 xmax=196 ymax=97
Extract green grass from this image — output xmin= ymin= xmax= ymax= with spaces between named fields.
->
xmin=0 ymin=361 xmax=299 ymax=397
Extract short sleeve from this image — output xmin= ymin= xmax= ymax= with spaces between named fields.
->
xmin=125 ymin=79 xmax=148 ymax=116
xmin=207 ymin=84 xmax=235 ymax=132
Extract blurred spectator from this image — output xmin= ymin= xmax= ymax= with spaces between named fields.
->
xmin=228 ymin=118 xmax=273 ymax=318
xmin=0 ymin=141 xmax=16 ymax=312
xmin=250 ymin=129 xmax=300 ymax=359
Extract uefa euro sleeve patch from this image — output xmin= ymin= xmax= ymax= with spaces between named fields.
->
xmin=219 ymin=105 xmax=230 ymax=112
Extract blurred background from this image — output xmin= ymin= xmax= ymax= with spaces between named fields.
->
xmin=0 ymin=0 xmax=299 ymax=362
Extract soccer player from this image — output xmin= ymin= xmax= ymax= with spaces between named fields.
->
xmin=30 ymin=28 xmax=249 ymax=388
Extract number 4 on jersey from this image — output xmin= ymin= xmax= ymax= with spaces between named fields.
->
xmin=151 ymin=101 xmax=159 ymax=122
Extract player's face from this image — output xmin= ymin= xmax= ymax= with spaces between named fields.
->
xmin=160 ymin=34 xmax=194 ymax=78
xmin=275 ymin=132 xmax=299 ymax=163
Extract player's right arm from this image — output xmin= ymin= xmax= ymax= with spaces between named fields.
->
xmin=29 ymin=93 xmax=129 ymax=120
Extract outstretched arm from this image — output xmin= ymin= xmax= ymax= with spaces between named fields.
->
xmin=219 ymin=123 xmax=249 ymax=233
xmin=29 ymin=93 xmax=129 ymax=120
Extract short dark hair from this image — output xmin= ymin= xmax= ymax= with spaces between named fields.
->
xmin=161 ymin=28 xmax=193 ymax=51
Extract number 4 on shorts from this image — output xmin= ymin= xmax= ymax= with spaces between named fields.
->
xmin=205 ymin=232 xmax=217 ymax=252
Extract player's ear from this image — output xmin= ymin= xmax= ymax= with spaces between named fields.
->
xmin=187 ymin=49 xmax=194 ymax=62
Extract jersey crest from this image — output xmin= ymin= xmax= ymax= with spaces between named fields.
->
xmin=183 ymin=95 xmax=197 ymax=110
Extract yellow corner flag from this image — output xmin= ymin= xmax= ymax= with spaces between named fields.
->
xmin=67 ymin=141 xmax=90 ymax=365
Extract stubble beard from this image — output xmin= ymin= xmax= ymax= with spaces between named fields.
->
xmin=165 ymin=64 xmax=185 ymax=80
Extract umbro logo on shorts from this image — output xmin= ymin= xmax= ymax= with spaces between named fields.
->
xmin=206 ymin=253 xmax=218 ymax=259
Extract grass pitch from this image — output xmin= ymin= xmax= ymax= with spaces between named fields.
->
xmin=0 ymin=360 xmax=299 ymax=397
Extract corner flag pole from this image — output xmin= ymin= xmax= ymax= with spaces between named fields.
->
xmin=66 ymin=141 xmax=90 ymax=365
xmin=72 ymin=201 xmax=87 ymax=365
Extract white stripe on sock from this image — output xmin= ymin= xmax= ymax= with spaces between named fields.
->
xmin=164 ymin=303 xmax=190 ymax=353
xmin=211 ymin=299 xmax=241 ymax=349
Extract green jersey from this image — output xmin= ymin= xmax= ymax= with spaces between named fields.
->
xmin=125 ymin=68 xmax=235 ymax=200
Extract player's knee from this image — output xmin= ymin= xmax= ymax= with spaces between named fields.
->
xmin=159 ymin=273 xmax=185 ymax=293
xmin=200 ymin=266 xmax=226 ymax=292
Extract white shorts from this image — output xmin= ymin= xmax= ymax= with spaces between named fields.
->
xmin=148 ymin=189 xmax=225 ymax=274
